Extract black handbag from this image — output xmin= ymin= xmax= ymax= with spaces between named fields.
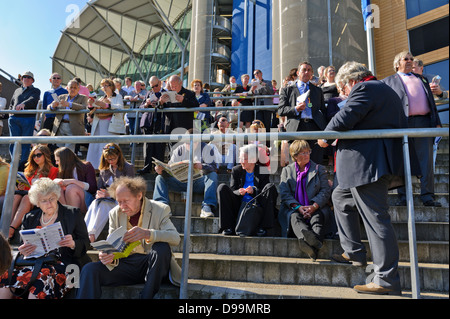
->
xmin=235 ymin=184 xmax=274 ymax=236
xmin=8 ymin=251 xmax=58 ymax=298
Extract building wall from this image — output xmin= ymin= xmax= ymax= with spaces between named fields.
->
xmin=372 ymin=0 xmax=449 ymax=79
xmin=272 ymin=0 xmax=367 ymax=85
xmin=231 ymin=0 xmax=272 ymax=84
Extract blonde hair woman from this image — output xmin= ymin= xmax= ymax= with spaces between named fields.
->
xmin=86 ymin=78 xmax=126 ymax=169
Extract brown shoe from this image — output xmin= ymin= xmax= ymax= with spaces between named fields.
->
xmin=353 ymin=282 xmax=401 ymax=296
xmin=331 ymin=253 xmax=367 ymax=267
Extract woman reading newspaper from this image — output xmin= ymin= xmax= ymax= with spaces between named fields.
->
xmin=0 ymin=178 xmax=90 ymax=299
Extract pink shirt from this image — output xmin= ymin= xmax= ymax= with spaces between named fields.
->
xmin=399 ymin=73 xmax=430 ymax=116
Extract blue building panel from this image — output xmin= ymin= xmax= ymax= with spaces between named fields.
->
xmin=231 ymin=0 xmax=272 ymax=84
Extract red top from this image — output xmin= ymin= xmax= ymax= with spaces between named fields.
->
xmin=25 ymin=166 xmax=59 ymax=190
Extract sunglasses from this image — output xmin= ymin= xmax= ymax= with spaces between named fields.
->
xmin=103 ymin=145 xmax=116 ymax=150
xmin=22 ymin=75 xmax=33 ymax=79
xmin=52 ymin=77 xmax=61 ymax=80
xmin=33 ymin=153 xmax=44 ymax=159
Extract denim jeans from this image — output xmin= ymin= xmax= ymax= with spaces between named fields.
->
xmin=8 ymin=116 xmax=36 ymax=163
xmin=153 ymin=171 xmax=218 ymax=208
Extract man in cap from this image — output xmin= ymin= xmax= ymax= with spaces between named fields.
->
xmin=8 ymin=71 xmax=41 ymax=167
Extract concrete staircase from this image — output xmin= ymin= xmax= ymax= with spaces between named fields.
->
xmin=86 ymin=134 xmax=449 ymax=299
xmin=2 ymin=131 xmax=447 ymax=299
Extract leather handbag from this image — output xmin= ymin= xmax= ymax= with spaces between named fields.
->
xmin=8 ymin=251 xmax=58 ymax=298
xmin=235 ymin=184 xmax=274 ymax=236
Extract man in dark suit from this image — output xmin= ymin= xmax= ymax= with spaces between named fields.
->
xmin=138 ymin=76 xmax=167 ymax=175
xmin=278 ymin=61 xmax=327 ymax=164
xmin=382 ymin=51 xmax=442 ymax=207
xmin=159 ymin=75 xmax=199 ymax=134
xmin=252 ymin=69 xmax=275 ymax=129
xmin=325 ymin=62 xmax=408 ymax=296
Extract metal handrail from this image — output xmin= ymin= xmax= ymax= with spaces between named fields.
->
xmin=1 ymin=95 xmax=448 ymax=299
xmin=1 ymin=127 xmax=448 ymax=300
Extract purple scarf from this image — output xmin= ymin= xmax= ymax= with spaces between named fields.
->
xmin=295 ymin=161 xmax=310 ymax=206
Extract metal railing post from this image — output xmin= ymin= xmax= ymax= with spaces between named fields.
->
xmin=402 ymin=135 xmax=420 ymax=299
xmin=179 ymin=134 xmax=194 ymax=299
xmin=0 ymin=142 xmax=22 ymax=237
xmin=131 ymin=109 xmax=140 ymax=165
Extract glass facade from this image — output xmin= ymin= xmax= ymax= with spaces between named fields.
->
xmin=116 ymin=9 xmax=192 ymax=84
xmin=405 ymin=0 xmax=449 ymax=19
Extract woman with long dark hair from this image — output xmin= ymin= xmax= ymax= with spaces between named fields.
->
xmin=54 ymin=147 xmax=97 ymax=214
xmin=84 ymin=143 xmax=135 ymax=242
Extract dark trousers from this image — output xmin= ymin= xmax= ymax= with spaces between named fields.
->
xmin=332 ymin=175 xmax=400 ymax=291
xmin=297 ymin=120 xmax=324 ymax=165
xmin=76 ymin=242 xmax=171 ymax=299
xmin=217 ymin=183 xmax=278 ymax=233
xmin=398 ymin=115 xmax=435 ymax=203
xmin=256 ymin=110 xmax=273 ymax=131
xmin=290 ymin=209 xmax=325 ymax=241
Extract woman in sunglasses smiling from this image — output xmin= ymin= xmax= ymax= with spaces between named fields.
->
xmin=8 ymin=145 xmax=58 ymax=241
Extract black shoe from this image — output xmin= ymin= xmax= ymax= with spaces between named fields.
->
xmin=256 ymin=228 xmax=267 ymax=237
xmin=222 ymin=228 xmax=234 ymax=236
xmin=331 ymin=253 xmax=367 ymax=267
xmin=137 ymin=165 xmax=152 ymax=175
xmin=394 ymin=199 xmax=407 ymax=206
xmin=423 ymin=200 xmax=442 ymax=207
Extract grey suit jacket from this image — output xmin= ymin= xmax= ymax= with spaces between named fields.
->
xmin=278 ymin=161 xmax=331 ymax=236
xmin=50 ymin=94 xmax=88 ymax=136
xmin=381 ymin=73 xmax=441 ymax=127
xmin=278 ymin=81 xmax=327 ymax=131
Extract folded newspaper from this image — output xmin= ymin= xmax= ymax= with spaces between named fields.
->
xmin=90 ymin=226 xmax=140 ymax=261
xmin=16 ymin=171 xmax=31 ymax=188
xmin=19 ymin=222 xmax=65 ymax=258
xmin=152 ymin=157 xmax=203 ymax=183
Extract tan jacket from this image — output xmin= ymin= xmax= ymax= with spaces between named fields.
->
xmin=108 ymin=197 xmax=181 ymax=286
xmin=50 ymin=94 xmax=88 ymax=136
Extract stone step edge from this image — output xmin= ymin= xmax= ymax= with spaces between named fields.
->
xmin=86 ymin=250 xmax=449 ymax=271
xmin=101 ymin=279 xmax=449 ymax=299
xmin=171 ymin=252 xmax=449 ymax=270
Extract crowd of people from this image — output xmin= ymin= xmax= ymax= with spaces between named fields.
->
xmin=0 ymin=49 xmax=446 ymax=299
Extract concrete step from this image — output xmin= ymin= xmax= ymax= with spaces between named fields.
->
xmin=99 ymin=279 xmax=449 ymax=299
xmin=170 ymin=233 xmax=449 ymax=264
xmin=171 ymin=214 xmax=448 ymax=241
xmin=86 ymin=251 xmax=449 ymax=293
xmin=144 ymin=192 xmax=450 ymax=213
xmin=176 ymin=253 xmax=449 ymax=293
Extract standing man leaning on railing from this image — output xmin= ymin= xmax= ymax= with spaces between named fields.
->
xmin=326 ymin=61 xmax=417 ymax=296
xmin=8 ymin=71 xmax=40 ymax=170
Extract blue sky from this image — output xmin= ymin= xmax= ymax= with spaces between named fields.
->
xmin=0 ymin=0 xmax=89 ymax=92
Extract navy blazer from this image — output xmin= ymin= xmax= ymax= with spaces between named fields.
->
xmin=278 ymin=81 xmax=327 ymax=131
xmin=230 ymin=164 xmax=269 ymax=198
xmin=22 ymin=203 xmax=91 ymax=268
xmin=325 ymin=80 xmax=409 ymax=189
xmin=381 ymin=73 xmax=441 ymax=127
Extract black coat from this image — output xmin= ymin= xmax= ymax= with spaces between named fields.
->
xmin=162 ymin=87 xmax=199 ymax=132
xmin=278 ymin=81 xmax=327 ymax=131
xmin=22 ymin=202 xmax=91 ymax=268
xmin=325 ymin=80 xmax=412 ymax=190
xmin=230 ymin=164 xmax=270 ymax=198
